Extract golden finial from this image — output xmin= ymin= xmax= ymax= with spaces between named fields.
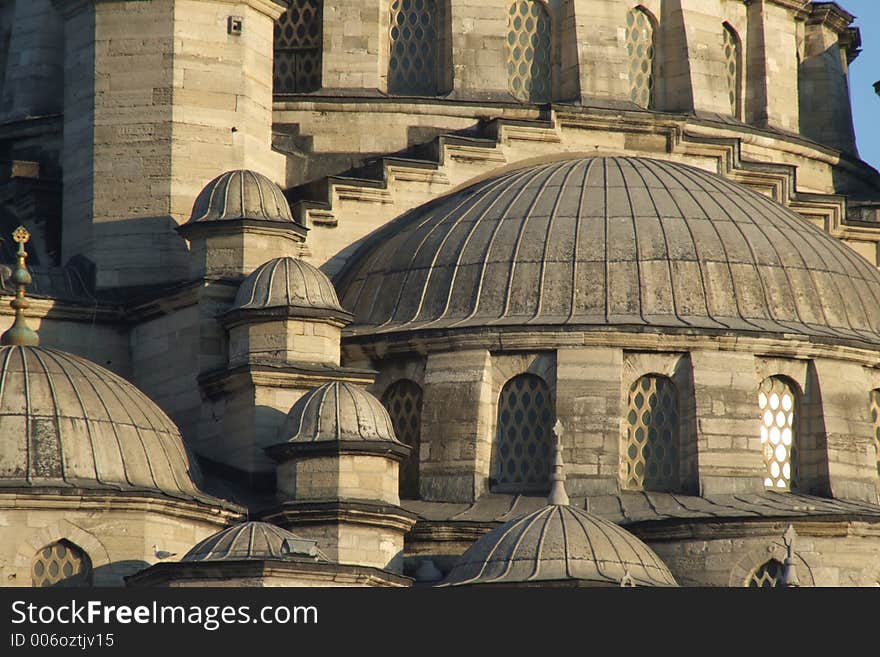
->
xmin=1 ymin=226 xmax=39 ymax=347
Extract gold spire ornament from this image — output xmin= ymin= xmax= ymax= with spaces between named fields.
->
xmin=0 ymin=226 xmax=39 ymax=346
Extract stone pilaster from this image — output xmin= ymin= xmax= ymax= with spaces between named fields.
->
xmin=690 ymin=349 xmax=765 ymax=495
xmin=420 ymin=349 xmax=493 ymax=502
xmin=555 ymin=346 xmax=622 ymax=496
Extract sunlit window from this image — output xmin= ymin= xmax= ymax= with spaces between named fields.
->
xmin=759 ymin=377 xmax=795 ymax=490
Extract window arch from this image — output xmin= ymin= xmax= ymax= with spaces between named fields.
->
xmin=759 ymin=376 xmax=796 ymax=491
xmin=506 ymin=0 xmax=552 ymax=102
xmin=622 ymin=375 xmax=680 ymax=492
xmin=626 ymin=6 xmax=657 ymax=109
xmin=274 ymin=0 xmax=322 ymax=94
xmin=381 ymin=379 xmax=423 ymax=498
xmin=748 ymin=559 xmax=784 ymax=588
xmin=492 ymin=374 xmax=554 ymax=491
xmin=870 ymin=390 xmax=880 ymax=478
xmin=388 ymin=0 xmax=440 ymax=95
xmin=722 ymin=23 xmax=742 ymax=118
xmin=32 ymin=540 xmax=92 ymax=588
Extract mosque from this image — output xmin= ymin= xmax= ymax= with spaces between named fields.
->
xmin=1 ymin=0 xmax=879 ymax=587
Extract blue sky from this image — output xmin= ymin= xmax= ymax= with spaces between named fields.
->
xmin=848 ymin=0 xmax=880 ymax=169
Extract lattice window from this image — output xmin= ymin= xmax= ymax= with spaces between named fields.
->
xmin=626 ymin=7 xmax=656 ymax=109
xmin=759 ymin=377 xmax=795 ymax=491
xmin=389 ymin=0 xmax=439 ymax=95
xmin=32 ymin=540 xmax=92 ymax=588
xmin=493 ymin=374 xmax=554 ymax=491
xmin=506 ymin=0 xmax=551 ymax=102
xmin=382 ymin=379 xmax=423 ymax=498
xmin=723 ymin=24 xmax=741 ymax=118
xmin=621 ymin=375 xmax=679 ymax=492
xmin=274 ymin=0 xmax=322 ymax=94
xmin=748 ymin=559 xmax=784 ymax=588
xmin=871 ymin=390 xmax=880 ymax=477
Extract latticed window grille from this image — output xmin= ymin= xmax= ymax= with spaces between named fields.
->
xmin=493 ymin=374 xmax=554 ymax=491
xmin=506 ymin=0 xmax=551 ymax=102
xmin=621 ymin=375 xmax=679 ymax=491
xmin=722 ymin=24 xmax=741 ymax=117
xmin=870 ymin=390 xmax=880 ymax=477
xmin=626 ymin=7 xmax=656 ymax=109
xmin=274 ymin=0 xmax=322 ymax=94
xmin=759 ymin=377 xmax=796 ymax=491
xmin=389 ymin=0 xmax=439 ymax=95
xmin=382 ymin=379 xmax=423 ymax=498
xmin=748 ymin=559 xmax=784 ymax=588
xmin=32 ymin=540 xmax=92 ymax=588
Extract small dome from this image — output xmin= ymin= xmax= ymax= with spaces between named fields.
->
xmin=337 ymin=157 xmax=880 ymax=347
xmin=0 ymin=346 xmax=211 ymax=502
xmin=276 ymin=381 xmax=400 ymax=444
xmin=231 ymin=257 xmax=346 ymax=315
xmin=186 ymin=169 xmax=294 ymax=225
xmin=182 ymin=522 xmax=325 ymax=562
xmin=442 ymin=503 xmax=677 ymax=587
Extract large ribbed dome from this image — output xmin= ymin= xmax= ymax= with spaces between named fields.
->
xmin=182 ymin=522 xmax=325 ymax=562
xmin=337 ymin=157 xmax=880 ymax=346
xmin=442 ymin=503 xmax=677 ymax=587
xmin=232 ymin=257 xmax=346 ymax=314
xmin=186 ymin=169 xmax=294 ymax=225
xmin=274 ymin=381 xmax=400 ymax=444
xmin=0 ymin=345 xmax=211 ymax=502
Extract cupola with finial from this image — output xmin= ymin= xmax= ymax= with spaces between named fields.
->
xmin=441 ymin=421 xmax=678 ymax=587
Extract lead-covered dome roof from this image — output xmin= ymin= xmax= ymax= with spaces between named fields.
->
xmin=442 ymin=502 xmax=677 ymax=587
xmin=0 ymin=345 xmax=213 ymax=503
xmin=274 ymin=381 xmax=400 ymax=444
xmin=182 ymin=522 xmax=326 ymax=562
xmin=231 ymin=257 xmax=347 ymax=316
xmin=186 ymin=169 xmax=295 ymax=225
xmin=337 ymin=157 xmax=880 ymax=347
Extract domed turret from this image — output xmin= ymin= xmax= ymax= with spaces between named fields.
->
xmin=223 ymin=258 xmax=352 ymax=368
xmin=265 ymin=381 xmax=416 ymax=573
xmin=177 ymin=170 xmax=306 ymax=279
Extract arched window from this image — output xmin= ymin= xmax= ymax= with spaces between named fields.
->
xmin=722 ymin=23 xmax=742 ymax=118
xmin=870 ymin=390 xmax=880 ymax=478
xmin=759 ymin=377 xmax=796 ymax=491
xmin=382 ymin=379 xmax=423 ymax=498
xmin=32 ymin=540 xmax=92 ymax=588
xmin=274 ymin=0 xmax=322 ymax=94
xmin=748 ymin=559 xmax=784 ymax=588
xmin=622 ymin=375 xmax=679 ymax=492
xmin=506 ymin=0 xmax=551 ymax=102
xmin=626 ymin=7 xmax=657 ymax=109
xmin=388 ymin=0 xmax=440 ymax=95
xmin=492 ymin=374 xmax=554 ymax=491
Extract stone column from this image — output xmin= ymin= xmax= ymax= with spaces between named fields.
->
xmin=690 ymin=349 xmax=765 ymax=495
xmin=555 ymin=346 xmax=622 ymax=496
xmin=53 ymin=0 xmax=285 ymax=289
xmin=420 ymin=349 xmax=493 ymax=502
xmin=1 ymin=0 xmax=64 ymax=121
xmin=448 ymin=0 xmax=508 ymax=98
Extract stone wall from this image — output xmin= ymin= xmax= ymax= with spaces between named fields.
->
xmin=0 ymin=495 xmax=233 ymax=587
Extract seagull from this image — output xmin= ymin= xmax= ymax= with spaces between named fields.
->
xmin=152 ymin=545 xmax=177 ymax=560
